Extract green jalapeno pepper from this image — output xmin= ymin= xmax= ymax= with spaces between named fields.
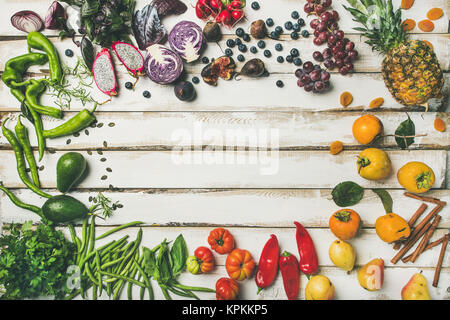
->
xmin=14 ymin=115 xmax=40 ymax=187
xmin=25 ymin=79 xmax=63 ymax=119
xmin=0 ymin=182 xmax=44 ymax=218
xmin=1 ymin=52 xmax=48 ymax=88
xmin=27 ymin=31 xmax=62 ymax=84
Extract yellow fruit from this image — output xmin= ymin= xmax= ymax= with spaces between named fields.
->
xmin=375 ymin=213 xmax=411 ymax=243
xmin=357 ymin=148 xmax=392 ymax=180
xmin=401 ymin=273 xmax=431 ymax=300
xmin=357 ymin=258 xmax=384 ymax=291
xmin=328 ymin=239 xmax=356 ymax=272
xmin=305 ymin=275 xmax=335 ymax=300
xmin=352 ymin=115 xmax=383 ymax=145
xmin=397 ymin=161 xmax=435 ymax=194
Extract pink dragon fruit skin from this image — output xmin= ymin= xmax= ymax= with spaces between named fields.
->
xmin=112 ymin=41 xmax=145 ymax=77
xmin=93 ymin=48 xmax=118 ymax=97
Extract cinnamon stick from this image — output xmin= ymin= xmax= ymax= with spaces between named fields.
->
xmin=393 ymin=203 xmax=428 ymax=250
xmin=432 ymin=234 xmax=449 ymax=287
xmin=402 ymin=233 xmax=449 ymax=262
xmin=391 ymin=221 xmax=432 ymax=264
xmin=410 ymin=215 xmax=441 ymax=263
xmin=408 ymin=205 xmax=443 ymax=240
xmin=404 ymin=192 xmax=447 ymax=207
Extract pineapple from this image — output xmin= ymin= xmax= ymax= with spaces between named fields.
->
xmin=344 ymin=0 xmax=444 ymax=108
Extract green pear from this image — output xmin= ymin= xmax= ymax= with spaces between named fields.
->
xmin=401 ymin=273 xmax=431 ymax=300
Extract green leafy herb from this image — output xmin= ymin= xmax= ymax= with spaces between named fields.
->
xmin=395 ymin=113 xmax=415 ymax=149
xmin=331 ymin=181 xmax=365 ymax=207
xmin=372 ymin=189 xmax=393 ymax=213
xmin=89 ymin=192 xmax=121 ymax=219
xmin=170 ymin=234 xmax=188 ymax=277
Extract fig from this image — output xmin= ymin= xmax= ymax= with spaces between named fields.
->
xmin=174 ymin=81 xmax=196 ymax=101
xmin=236 ymin=58 xmax=266 ymax=79
xmin=203 ymin=21 xmax=222 ymax=42
xmin=250 ymin=20 xmax=267 ymax=39
xmin=201 ymin=56 xmax=235 ymax=86
xmin=93 ymin=48 xmax=117 ymax=97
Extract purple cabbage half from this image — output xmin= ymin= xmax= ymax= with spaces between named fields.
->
xmin=168 ymin=21 xmax=205 ymax=63
xmin=144 ymin=44 xmax=183 ymax=85
xmin=132 ymin=4 xmax=166 ymax=50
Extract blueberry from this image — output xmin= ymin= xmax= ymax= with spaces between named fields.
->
xmin=286 ymin=55 xmax=293 ymax=63
xmin=277 ymin=56 xmax=284 ymax=63
xmin=275 ymin=43 xmax=283 ymax=51
xmin=251 ymin=1 xmax=260 ymax=10
xmin=143 ymin=90 xmax=151 ymax=98
xmin=226 ymin=39 xmax=235 ymax=47
xmin=234 ymin=38 xmax=242 ymax=45
xmin=125 ymin=82 xmax=133 ymax=89
xmin=263 ymin=49 xmax=271 ymax=58
xmin=290 ymin=48 xmax=299 ymax=57
xmin=250 ymin=46 xmax=257 ymax=53
xmin=284 ymin=21 xmax=293 ymax=30
xmin=192 ymin=76 xmax=200 ymax=84
xmin=65 ymin=49 xmax=74 ymax=57
xmin=236 ymin=27 xmax=245 ymax=37
xmin=290 ymin=31 xmax=299 ymax=40
xmin=293 ymin=23 xmax=301 ymax=32
xmin=202 ymin=56 xmax=209 ymax=64
xmin=225 ymin=48 xmax=233 ymax=56
xmin=276 ymin=80 xmax=284 ymax=88
xmin=275 ymin=26 xmax=283 ymax=34
xmin=257 ymin=40 xmax=266 ymax=48
xmin=270 ymin=31 xmax=279 ymax=39
xmin=297 ymin=18 xmax=305 ymax=27
xmin=291 ymin=11 xmax=299 ymax=19
xmin=293 ymin=57 xmax=302 ymax=66
xmin=238 ymin=44 xmax=247 ymax=52
xmin=266 ymin=18 xmax=274 ymax=27
xmin=237 ymin=54 xmax=245 ymax=62
xmin=301 ymin=30 xmax=310 ymax=38
xmin=242 ymin=34 xmax=251 ymax=42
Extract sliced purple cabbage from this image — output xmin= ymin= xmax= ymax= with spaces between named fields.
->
xmin=144 ymin=44 xmax=183 ymax=85
xmin=132 ymin=4 xmax=166 ymax=50
xmin=168 ymin=21 xmax=204 ymax=63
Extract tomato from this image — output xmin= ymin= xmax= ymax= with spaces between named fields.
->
xmin=216 ymin=277 xmax=239 ymax=300
xmin=225 ymin=248 xmax=255 ymax=281
xmin=352 ymin=114 xmax=383 ymax=145
xmin=194 ymin=246 xmax=215 ymax=273
xmin=329 ymin=209 xmax=361 ymax=240
xmin=208 ymin=227 xmax=235 ymax=254
xmin=397 ymin=161 xmax=435 ymax=194
xmin=186 ymin=256 xmax=202 ymax=275
xmin=357 ymin=148 xmax=392 ymax=181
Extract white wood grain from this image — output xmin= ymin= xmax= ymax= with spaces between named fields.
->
xmin=0 ymin=149 xmax=446 ymax=189
xmin=1 ymin=111 xmax=448 ymax=150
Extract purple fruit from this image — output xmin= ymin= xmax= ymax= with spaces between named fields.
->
xmin=297 ymin=79 xmax=306 ymax=87
xmin=345 ymin=42 xmax=355 ymax=51
xmin=310 ymin=69 xmax=321 ymax=81
xmin=313 ymin=51 xmax=324 ymax=62
xmin=339 ymin=66 xmax=349 ymax=75
xmin=295 ymin=68 xmax=304 ymax=78
xmin=303 ymin=61 xmax=314 ymax=73
xmin=348 ymin=50 xmax=358 ymax=60
xmin=335 ymin=59 xmax=344 ymax=68
xmin=320 ymin=70 xmax=330 ymax=81
xmin=323 ymin=48 xmax=332 ymax=59
xmin=314 ymin=81 xmax=325 ymax=91
xmin=300 ymin=74 xmax=311 ymax=84
xmin=323 ymin=58 xmax=335 ymax=69
xmin=304 ymin=82 xmax=314 ymax=92
xmin=310 ymin=18 xmax=320 ymax=29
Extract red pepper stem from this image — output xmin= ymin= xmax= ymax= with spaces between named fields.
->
xmin=281 ymin=251 xmax=291 ymax=257
xmin=257 ymin=287 xmax=263 ymax=294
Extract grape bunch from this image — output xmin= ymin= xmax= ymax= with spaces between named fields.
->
xmin=304 ymin=0 xmax=359 ymax=76
xmin=295 ymin=61 xmax=330 ymax=93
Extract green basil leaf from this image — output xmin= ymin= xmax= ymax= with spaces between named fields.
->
xmin=331 ymin=181 xmax=364 ymax=207
xmin=170 ymin=234 xmax=188 ymax=277
xmin=395 ymin=114 xmax=415 ymax=149
xmin=156 ymin=241 xmax=173 ymax=284
xmin=372 ymin=189 xmax=393 ymax=213
xmin=142 ymin=246 xmax=156 ymax=277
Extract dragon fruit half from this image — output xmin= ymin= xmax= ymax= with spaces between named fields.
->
xmin=93 ymin=48 xmax=118 ymax=97
xmin=112 ymin=41 xmax=145 ymax=77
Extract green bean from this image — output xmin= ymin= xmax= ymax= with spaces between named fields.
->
xmin=88 ymin=215 xmax=95 ymax=253
xmin=92 ymin=284 xmax=97 ymax=300
xmin=127 ymin=255 xmax=144 ymax=300
xmin=84 ymin=263 xmax=100 ymax=287
xmin=95 ymin=251 xmax=103 ymax=297
xmin=160 ymin=285 xmax=172 ymax=300
xmin=95 ymin=221 xmax=143 ymax=240
xmin=170 ymin=281 xmax=216 ymax=293
xmin=135 ymin=258 xmax=154 ymax=300
xmin=165 ymin=285 xmax=199 ymax=299
xmin=100 ymin=255 xmax=127 ymax=270
xmin=78 ymin=217 xmax=89 ymax=255
xmin=14 ymin=116 xmax=40 ymax=187
xmin=65 ymin=289 xmax=81 ymax=300
xmin=99 ymin=271 xmax=146 ymax=288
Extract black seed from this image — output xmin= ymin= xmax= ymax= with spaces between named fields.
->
xmin=73 ymin=132 xmax=80 ymax=137
xmin=66 ymin=139 xmax=71 ymax=145
xmin=88 ymin=196 xmax=93 ymax=202
xmin=103 ymin=141 xmax=108 ymax=148
xmin=25 ymin=168 xmax=31 ymax=172
xmin=39 ymin=165 xmax=45 ymax=171
xmin=97 ymin=150 xmax=103 ymax=155
xmin=85 ymin=129 xmax=89 ymax=135
xmin=87 ymin=150 xmax=93 ymax=155
xmin=100 ymin=158 xmax=107 ymax=162
xmin=97 ymin=123 xmax=104 ymax=128
xmin=108 ymin=122 xmax=115 ymax=127
xmin=101 ymin=175 xmax=108 ymax=180
xmin=117 ymin=204 xmax=123 ymax=208
xmin=106 ymin=167 xmax=112 ymax=172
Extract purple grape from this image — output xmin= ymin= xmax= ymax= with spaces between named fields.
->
xmin=297 ymin=79 xmax=306 ymax=87
xmin=339 ymin=66 xmax=349 ymax=75
xmin=345 ymin=63 xmax=354 ymax=71
xmin=317 ymin=21 xmax=327 ymax=32
xmin=314 ymin=81 xmax=325 ymax=91
xmin=300 ymin=74 xmax=311 ymax=84
xmin=310 ymin=19 xmax=320 ymax=29
xmin=348 ymin=50 xmax=358 ymax=60
xmin=335 ymin=30 xmax=344 ymax=39
xmin=335 ymin=40 xmax=345 ymax=49
xmin=295 ymin=68 xmax=304 ymax=78
xmin=320 ymin=70 xmax=330 ymax=81
xmin=318 ymin=31 xmax=328 ymax=42
xmin=320 ymin=11 xmax=332 ymax=22
xmin=323 ymin=48 xmax=332 ymax=59
xmin=310 ymin=69 xmax=321 ymax=81
xmin=321 ymin=0 xmax=332 ymax=8
xmin=303 ymin=61 xmax=314 ymax=73
xmin=345 ymin=42 xmax=355 ymax=51
xmin=335 ymin=51 xmax=346 ymax=60
xmin=323 ymin=58 xmax=335 ymax=69
xmin=313 ymin=51 xmax=324 ymax=62
xmin=304 ymin=82 xmax=314 ymax=92
xmin=331 ymin=10 xmax=339 ymax=21
xmin=335 ymin=59 xmax=344 ymax=68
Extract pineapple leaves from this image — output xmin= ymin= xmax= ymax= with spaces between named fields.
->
xmin=395 ymin=114 xmax=416 ymax=149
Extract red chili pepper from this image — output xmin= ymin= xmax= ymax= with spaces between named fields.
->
xmin=255 ymin=234 xmax=279 ymax=294
xmin=279 ymin=251 xmax=300 ymax=300
xmin=294 ymin=221 xmax=319 ymax=275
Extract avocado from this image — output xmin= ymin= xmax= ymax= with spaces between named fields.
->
xmin=57 ymin=152 xmax=87 ymax=193
xmin=42 ymin=195 xmax=88 ymax=223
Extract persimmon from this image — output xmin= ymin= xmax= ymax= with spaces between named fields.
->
xmin=397 ymin=161 xmax=435 ymax=194
xmin=427 ymin=8 xmax=443 ymax=20
xmin=434 ymin=118 xmax=446 ymax=132
xmin=369 ymin=97 xmax=385 ymax=109
xmin=329 ymin=141 xmax=344 ymax=155
xmin=375 ymin=213 xmax=411 ymax=243
xmin=418 ymin=20 xmax=435 ymax=32
xmin=352 ymin=114 xmax=383 ymax=145
xmin=329 ymin=209 xmax=362 ymax=240
xmin=340 ymin=91 xmax=353 ymax=107
xmin=357 ymin=148 xmax=392 ymax=181
xmin=401 ymin=0 xmax=414 ymax=10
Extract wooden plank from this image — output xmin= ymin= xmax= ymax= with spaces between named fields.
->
xmin=1 ymin=72 xmax=449 ymax=112
xmin=0 ymin=0 xmax=448 ymax=36
xmin=1 ymin=111 xmax=449 ymax=150
xmin=0 ymin=149 xmax=446 ymax=189
xmin=2 ymin=188 xmax=449 ymax=228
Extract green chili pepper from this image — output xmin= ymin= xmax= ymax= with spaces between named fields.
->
xmin=20 ymin=100 xmax=35 ymax=124
xmin=1 ymin=118 xmax=51 ymax=198
xmin=0 ymin=182 xmax=43 ymax=218
xmin=14 ymin=116 xmax=40 ymax=187
xmin=27 ymin=31 xmax=62 ymax=84
xmin=25 ymin=79 xmax=63 ymax=119
xmin=42 ymin=104 xmax=97 ymax=139
xmin=1 ymin=52 xmax=48 ymax=88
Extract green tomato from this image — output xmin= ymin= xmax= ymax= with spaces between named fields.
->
xmin=186 ymin=256 xmax=202 ymax=275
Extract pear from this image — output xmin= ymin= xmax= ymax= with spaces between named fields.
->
xmin=305 ymin=275 xmax=335 ymax=300
xmin=401 ymin=273 xmax=431 ymax=300
xmin=357 ymin=258 xmax=384 ymax=291
xmin=329 ymin=239 xmax=356 ymax=272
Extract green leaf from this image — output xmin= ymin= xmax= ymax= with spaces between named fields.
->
xmin=395 ymin=114 xmax=415 ymax=149
xmin=372 ymin=189 xmax=393 ymax=213
xmin=170 ymin=234 xmax=188 ymax=277
xmin=155 ymin=241 xmax=173 ymax=284
xmin=331 ymin=181 xmax=364 ymax=207
xmin=142 ymin=246 xmax=156 ymax=276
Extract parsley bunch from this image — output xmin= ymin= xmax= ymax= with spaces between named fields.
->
xmin=0 ymin=221 xmax=77 ymax=300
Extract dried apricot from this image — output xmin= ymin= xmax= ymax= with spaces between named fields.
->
xmin=427 ymin=8 xmax=444 ymax=20
xmin=330 ymin=141 xmax=344 ymax=155
xmin=401 ymin=0 xmax=414 ymax=10
xmin=340 ymin=92 xmax=353 ymax=107
xmin=434 ymin=118 xmax=446 ymax=132
xmin=369 ymin=97 xmax=384 ymax=109
xmin=418 ymin=20 xmax=435 ymax=32
xmin=402 ymin=19 xmax=416 ymax=31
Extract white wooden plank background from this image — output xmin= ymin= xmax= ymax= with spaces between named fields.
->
xmin=0 ymin=0 xmax=449 ymax=300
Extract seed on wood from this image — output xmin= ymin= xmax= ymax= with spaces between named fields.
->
xmin=85 ymin=129 xmax=89 ymax=135
xmin=39 ymin=165 xmax=45 ymax=171
xmin=66 ymin=139 xmax=71 ymax=145
xmin=93 ymin=197 xmax=98 ymax=203
xmin=100 ymin=157 xmax=107 ymax=162
xmin=103 ymin=141 xmax=108 ymax=148
xmin=117 ymin=204 xmax=123 ymax=208
xmin=106 ymin=167 xmax=112 ymax=172
xmin=73 ymin=132 xmax=80 ymax=137
xmin=88 ymin=196 xmax=93 ymax=202
xmin=97 ymin=150 xmax=103 ymax=155
xmin=90 ymin=122 xmax=97 ymax=128
xmin=109 ymin=184 xmax=114 ymax=190
xmin=97 ymin=123 xmax=104 ymax=128
xmin=87 ymin=150 xmax=93 ymax=155
xmin=108 ymin=122 xmax=115 ymax=127
xmin=101 ymin=175 xmax=108 ymax=180
xmin=48 ymin=148 xmax=56 ymax=154
xmin=112 ymin=203 xmax=117 ymax=210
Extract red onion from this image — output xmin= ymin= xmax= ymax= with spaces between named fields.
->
xmin=11 ymin=10 xmax=43 ymax=33
xmin=45 ymin=1 xmax=67 ymax=30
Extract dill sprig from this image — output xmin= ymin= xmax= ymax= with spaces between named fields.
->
xmin=88 ymin=192 xmax=122 ymax=219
